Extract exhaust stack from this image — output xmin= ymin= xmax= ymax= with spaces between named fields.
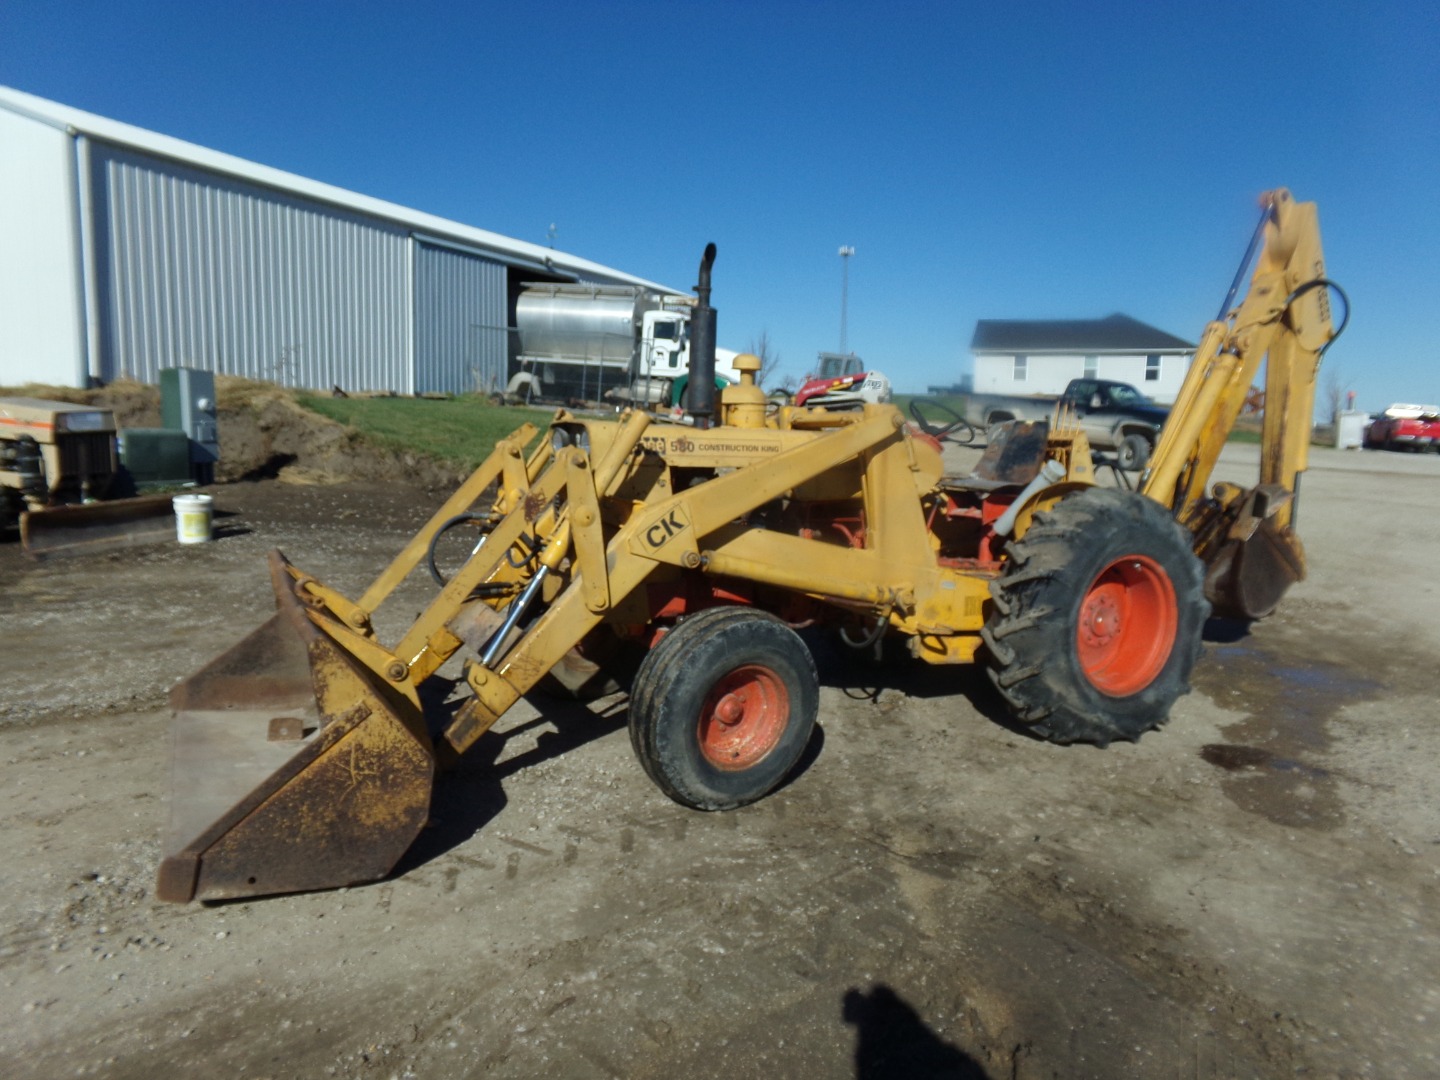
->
xmin=686 ymin=243 xmax=718 ymax=428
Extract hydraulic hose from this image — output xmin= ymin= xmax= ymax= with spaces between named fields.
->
xmin=839 ymin=615 xmax=888 ymax=651
xmin=426 ymin=512 xmax=491 ymax=586
xmin=1283 ymin=278 xmax=1350 ymax=357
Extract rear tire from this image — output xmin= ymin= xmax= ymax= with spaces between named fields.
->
xmin=981 ymin=488 xmax=1208 ymax=745
xmin=629 ymin=607 xmax=818 ymax=809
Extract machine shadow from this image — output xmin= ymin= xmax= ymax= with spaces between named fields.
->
xmin=843 ymin=983 xmax=991 ymax=1079
xmin=1203 ymin=616 xmax=1254 ymax=643
xmin=395 ymin=674 xmax=829 ymax=876
xmin=394 ymin=683 xmax=630 ymax=875
xmin=804 ymin=629 xmax=1043 ymax=742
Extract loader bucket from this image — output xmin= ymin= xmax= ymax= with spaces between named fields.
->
xmin=21 ymin=494 xmax=177 ymax=559
xmin=156 ymin=551 xmax=434 ymax=903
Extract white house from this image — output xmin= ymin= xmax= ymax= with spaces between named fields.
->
xmin=970 ymin=314 xmax=1194 ymax=404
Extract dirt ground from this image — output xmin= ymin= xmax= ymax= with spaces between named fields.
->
xmin=1 ymin=428 xmax=1438 ymax=1079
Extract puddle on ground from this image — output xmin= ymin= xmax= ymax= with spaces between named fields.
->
xmin=1199 ymin=743 xmax=1331 ymax=779
xmin=1190 ymin=637 xmax=1384 ymax=830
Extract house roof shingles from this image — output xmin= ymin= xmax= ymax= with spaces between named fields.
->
xmin=971 ymin=314 xmax=1194 ymax=353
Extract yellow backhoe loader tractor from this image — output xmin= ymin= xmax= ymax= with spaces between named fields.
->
xmin=157 ymin=192 xmax=1345 ymax=903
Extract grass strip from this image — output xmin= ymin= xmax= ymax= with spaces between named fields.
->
xmin=298 ymin=394 xmax=550 ymax=469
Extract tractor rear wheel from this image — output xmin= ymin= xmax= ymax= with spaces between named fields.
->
xmin=629 ymin=606 xmax=818 ymax=810
xmin=981 ymin=488 xmax=1208 ymax=745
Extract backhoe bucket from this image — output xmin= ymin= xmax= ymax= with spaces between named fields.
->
xmin=1204 ymin=517 xmax=1306 ymax=620
xmin=156 ymin=551 xmax=434 ymax=903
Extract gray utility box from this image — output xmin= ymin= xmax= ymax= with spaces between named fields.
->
xmin=1336 ymin=410 xmax=1368 ymax=450
xmin=160 ymin=367 xmax=219 ymax=483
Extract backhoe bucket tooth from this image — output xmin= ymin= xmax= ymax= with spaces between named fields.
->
xmin=156 ymin=551 xmax=434 ymax=903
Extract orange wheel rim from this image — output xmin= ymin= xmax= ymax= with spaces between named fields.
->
xmin=697 ymin=665 xmax=789 ymax=770
xmin=1076 ymin=555 xmax=1178 ymax=696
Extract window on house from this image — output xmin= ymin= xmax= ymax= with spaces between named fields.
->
xmin=1083 ymin=355 xmax=1098 ymax=378
xmin=1145 ymin=354 xmax=1161 ymax=381
xmin=1013 ymin=355 xmax=1027 ymax=381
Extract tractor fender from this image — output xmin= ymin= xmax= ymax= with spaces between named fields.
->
xmin=1007 ymin=481 xmax=1095 ymax=542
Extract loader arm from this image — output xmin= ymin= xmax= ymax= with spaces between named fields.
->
xmin=443 ymin=408 xmax=922 ymax=755
xmin=1140 ymin=189 xmax=1344 ymax=618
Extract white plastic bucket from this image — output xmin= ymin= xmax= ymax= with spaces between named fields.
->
xmin=173 ymin=493 xmax=214 ymax=544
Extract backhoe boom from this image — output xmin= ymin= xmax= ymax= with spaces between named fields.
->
xmin=1141 ymin=188 xmax=1342 ymax=617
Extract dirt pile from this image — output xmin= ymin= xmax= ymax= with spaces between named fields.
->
xmin=1 ymin=378 xmax=470 ymax=491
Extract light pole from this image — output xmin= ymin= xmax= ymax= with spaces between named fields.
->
xmin=838 ymin=245 xmax=854 ymax=354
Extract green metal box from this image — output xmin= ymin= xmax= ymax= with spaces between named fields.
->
xmin=119 ymin=428 xmax=193 ymax=488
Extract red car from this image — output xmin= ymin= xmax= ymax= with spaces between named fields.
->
xmin=1365 ymin=404 xmax=1440 ymax=452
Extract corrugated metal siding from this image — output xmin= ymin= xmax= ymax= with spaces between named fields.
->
xmin=412 ymin=242 xmax=508 ymax=395
xmin=92 ymin=144 xmax=410 ymax=391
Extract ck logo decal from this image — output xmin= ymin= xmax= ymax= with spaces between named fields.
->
xmin=644 ymin=506 xmax=690 ymax=549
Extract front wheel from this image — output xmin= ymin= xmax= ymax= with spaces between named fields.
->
xmin=629 ymin=606 xmax=818 ymax=809
xmin=981 ymin=488 xmax=1208 ymax=745
xmin=1116 ymin=432 xmax=1153 ymax=472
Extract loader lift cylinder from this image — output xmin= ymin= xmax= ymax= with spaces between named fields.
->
xmin=687 ymin=243 xmax=718 ymax=428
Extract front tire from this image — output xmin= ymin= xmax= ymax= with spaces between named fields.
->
xmin=629 ymin=607 xmax=818 ymax=809
xmin=982 ymin=488 xmax=1208 ymax=745
xmin=1116 ymin=432 xmax=1153 ymax=472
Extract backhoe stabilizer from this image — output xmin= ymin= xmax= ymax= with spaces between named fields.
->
xmin=156 ymin=550 xmax=435 ymax=903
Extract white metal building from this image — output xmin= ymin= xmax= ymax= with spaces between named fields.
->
xmin=970 ymin=314 xmax=1195 ymax=404
xmin=0 ymin=85 xmax=674 ymax=394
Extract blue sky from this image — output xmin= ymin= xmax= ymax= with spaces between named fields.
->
xmin=3 ymin=1 xmax=1436 ymax=409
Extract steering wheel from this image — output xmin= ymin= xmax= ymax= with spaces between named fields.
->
xmin=908 ymin=399 xmax=978 ymax=445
